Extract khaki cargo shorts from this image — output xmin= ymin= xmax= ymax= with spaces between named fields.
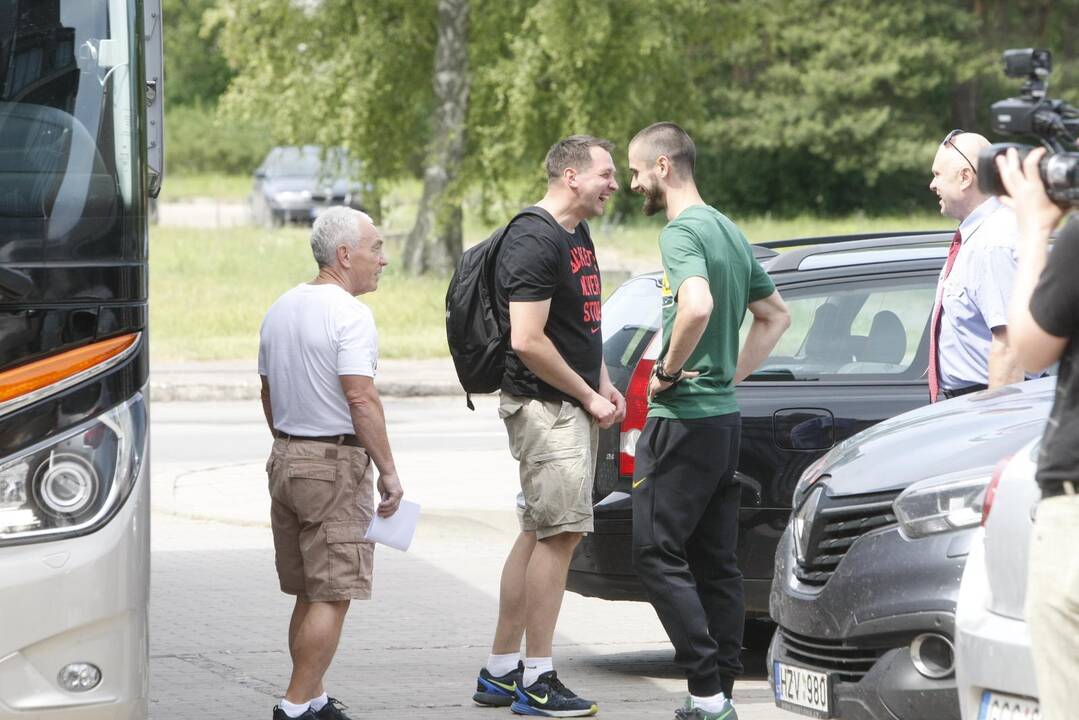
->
xmin=266 ymin=437 xmax=375 ymax=602
xmin=500 ymin=393 xmax=598 ymax=540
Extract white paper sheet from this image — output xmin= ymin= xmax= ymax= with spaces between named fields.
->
xmin=363 ymin=500 xmax=420 ymax=552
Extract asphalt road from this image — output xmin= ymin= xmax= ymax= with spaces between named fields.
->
xmin=149 ymin=397 xmax=793 ymax=719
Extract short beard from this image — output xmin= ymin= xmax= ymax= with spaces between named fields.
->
xmin=641 ymin=185 xmax=666 ymax=217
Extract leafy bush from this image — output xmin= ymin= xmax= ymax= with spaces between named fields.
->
xmin=165 ymin=103 xmax=275 ymax=176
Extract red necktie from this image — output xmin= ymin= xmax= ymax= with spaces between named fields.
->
xmin=927 ymin=229 xmax=963 ymax=402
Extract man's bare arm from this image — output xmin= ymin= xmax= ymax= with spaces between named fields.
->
xmin=509 ymin=299 xmax=616 ymax=427
xmin=663 ymin=276 xmax=713 ymax=373
xmin=987 ymin=327 xmax=1024 ymax=387
xmin=734 ymin=291 xmax=791 ymax=384
xmin=259 ymin=375 xmax=275 ymax=438
xmin=340 ymin=374 xmax=403 ymax=517
xmin=997 ymin=147 xmax=1069 ymax=373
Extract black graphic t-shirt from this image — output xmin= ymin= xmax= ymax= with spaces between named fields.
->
xmin=494 ymin=206 xmax=602 ymax=403
xmin=1030 ymin=215 xmax=1079 ymax=495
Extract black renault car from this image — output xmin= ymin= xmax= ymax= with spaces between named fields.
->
xmin=569 ymin=232 xmax=951 ymax=620
xmin=768 ymin=378 xmax=1053 ymax=720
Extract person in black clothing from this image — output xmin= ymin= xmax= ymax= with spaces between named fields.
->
xmin=470 ymin=135 xmax=625 ymax=718
xmin=996 ymin=146 xmax=1079 ymax=720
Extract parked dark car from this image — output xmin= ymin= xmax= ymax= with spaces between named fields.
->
xmin=569 ymin=232 xmax=953 ymax=620
xmin=768 ymin=377 xmax=1053 ymax=720
xmin=250 ymin=145 xmax=367 ymax=227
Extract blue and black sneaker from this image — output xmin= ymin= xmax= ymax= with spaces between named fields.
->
xmin=473 ymin=661 xmax=523 ymax=707
xmin=510 ymin=670 xmax=598 ymax=717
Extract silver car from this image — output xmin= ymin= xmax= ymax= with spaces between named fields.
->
xmin=955 ymin=438 xmax=1042 ymax=720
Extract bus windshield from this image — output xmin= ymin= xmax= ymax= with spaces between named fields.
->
xmin=0 ymin=0 xmax=139 ymax=259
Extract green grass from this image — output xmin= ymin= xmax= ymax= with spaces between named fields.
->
xmin=158 ymin=173 xmax=253 ymax=202
xmin=150 ymin=211 xmax=949 ymax=362
xmin=149 ymin=225 xmax=450 ymax=362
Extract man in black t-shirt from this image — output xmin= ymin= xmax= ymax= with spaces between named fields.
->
xmin=470 ymin=136 xmax=625 ymax=718
xmin=996 ymin=147 xmax=1079 ymax=720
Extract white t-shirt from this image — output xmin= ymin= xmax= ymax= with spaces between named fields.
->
xmin=258 ymin=283 xmax=378 ymax=435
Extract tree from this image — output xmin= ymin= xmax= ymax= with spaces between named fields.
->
xmin=163 ymin=0 xmax=233 ymax=107
xmin=402 ymin=0 xmax=469 ymax=274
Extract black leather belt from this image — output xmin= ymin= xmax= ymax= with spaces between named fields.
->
xmin=276 ymin=432 xmax=362 ymax=447
xmin=940 ymin=383 xmax=988 ymax=399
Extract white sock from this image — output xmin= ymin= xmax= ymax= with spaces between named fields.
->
xmin=691 ymin=692 xmax=729 ymax=713
xmin=308 ymin=693 xmax=329 ymax=712
xmin=279 ymin=698 xmax=311 ymax=718
xmin=486 ymin=652 xmax=521 ymax=677
xmin=522 ymin=657 xmax=553 ymax=687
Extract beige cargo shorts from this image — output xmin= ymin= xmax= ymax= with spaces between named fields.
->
xmin=500 ymin=393 xmax=598 ymax=540
xmin=266 ymin=437 xmax=375 ymax=602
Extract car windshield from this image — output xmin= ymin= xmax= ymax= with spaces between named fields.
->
xmin=264 ymin=147 xmax=357 ymax=180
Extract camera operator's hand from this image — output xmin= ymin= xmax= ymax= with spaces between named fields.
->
xmin=995 ymin=147 xmax=1065 ymax=239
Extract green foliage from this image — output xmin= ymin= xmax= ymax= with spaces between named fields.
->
xmin=205 ymin=0 xmax=1079 ymax=219
xmin=208 ymin=0 xmax=436 ymax=184
xmin=163 ymin=0 xmax=234 ymax=106
xmin=165 ymin=103 xmax=275 ymax=176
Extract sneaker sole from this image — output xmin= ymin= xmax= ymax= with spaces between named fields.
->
xmin=473 ymin=691 xmax=515 ymax=707
xmin=510 ymin=700 xmax=599 ymax=717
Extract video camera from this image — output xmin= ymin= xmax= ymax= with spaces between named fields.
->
xmin=978 ymin=49 xmax=1079 ymax=208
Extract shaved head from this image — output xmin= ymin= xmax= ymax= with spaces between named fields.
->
xmin=930 ymin=131 xmax=991 ymax=221
xmin=941 ymin=132 xmax=990 ymax=174
xmin=629 ymin=122 xmax=696 ymax=179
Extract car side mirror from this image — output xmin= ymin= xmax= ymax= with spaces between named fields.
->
xmin=254 ymin=170 xmax=267 ymax=179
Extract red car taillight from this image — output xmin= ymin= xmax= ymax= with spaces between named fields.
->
xmin=981 ymin=455 xmax=1013 ymax=526
xmin=619 ymin=334 xmax=661 ymax=478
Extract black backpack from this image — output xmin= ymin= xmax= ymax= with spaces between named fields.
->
xmin=445 ymin=208 xmax=550 ymax=409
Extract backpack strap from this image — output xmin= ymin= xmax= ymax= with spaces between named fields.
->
xmin=472 ymin=208 xmax=562 ymax=412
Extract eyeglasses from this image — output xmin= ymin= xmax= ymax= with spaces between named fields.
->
xmin=942 ymin=129 xmax=977 ymax=175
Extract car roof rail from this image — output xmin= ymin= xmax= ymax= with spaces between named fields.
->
xmin=758 ymin=230 xmax=949 ymax=251
xmin=763 ymin=231 xmax=954 ymax=273
xmin=752 ymin=244 xmax=779 ymax=262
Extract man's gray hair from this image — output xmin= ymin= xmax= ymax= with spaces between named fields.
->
xmin=310 ymin=207 xmax=372 ymax=267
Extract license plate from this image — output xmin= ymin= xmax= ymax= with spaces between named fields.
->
xmin=978 ymin=690 xmax=1040 ymax=720
xmin=774 ymin=661 xmax=831 ymax=716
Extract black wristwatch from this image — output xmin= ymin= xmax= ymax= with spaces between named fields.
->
xmin=654 ymin=359 xmax=683 ymax=383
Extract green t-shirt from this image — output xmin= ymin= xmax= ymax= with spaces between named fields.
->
xmin=648 ymin=205 xmax=775 ymax=420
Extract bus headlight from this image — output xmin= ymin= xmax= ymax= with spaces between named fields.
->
xmin=0 ymin=395 xmax=146 ymax=545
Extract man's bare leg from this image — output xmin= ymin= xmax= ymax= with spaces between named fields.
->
xmin=284 ymin=598 xmax=350 ymax=703
xmin=492 ymin=531 xmax=537 ymax=653
xmin=524 ymin=532 xmax=581 ymax=658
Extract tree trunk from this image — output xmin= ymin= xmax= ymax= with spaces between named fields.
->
xmin=403 ymin=0 xmax=469 ymax=275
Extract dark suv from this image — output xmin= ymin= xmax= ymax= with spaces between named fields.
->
xmin=768 ymin=378 xmax=1052 ymax=719
xmin=569 ymin=232 xmax=950 ymax=618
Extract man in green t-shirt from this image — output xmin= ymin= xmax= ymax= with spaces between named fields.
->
xmin=626 ymin=123 xmax=790 ymax=720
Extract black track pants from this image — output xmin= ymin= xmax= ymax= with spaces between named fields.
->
xmin=631 ymin=413 xmax=743 ymax=697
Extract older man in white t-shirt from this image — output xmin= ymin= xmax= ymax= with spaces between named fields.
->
xmin=258 ymin=207 xmax=403 ymax=720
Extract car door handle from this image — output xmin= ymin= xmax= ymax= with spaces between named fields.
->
xmin=0 ymin=267 xmax=34 ymax=299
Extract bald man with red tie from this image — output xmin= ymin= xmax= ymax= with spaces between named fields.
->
xmin=927 ymin=130 xmax=1025 ymax=401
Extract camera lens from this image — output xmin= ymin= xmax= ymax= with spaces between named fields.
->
xmin=977 ymin=143 xmax=1031 ymax=197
